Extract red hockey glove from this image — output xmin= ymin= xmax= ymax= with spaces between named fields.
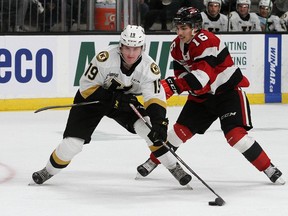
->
xmin=161 ymin=77 xmax=181 ymax=100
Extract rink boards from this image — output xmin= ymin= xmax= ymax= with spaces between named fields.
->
xmin=0 ymin=33 xmax=288 ymax=111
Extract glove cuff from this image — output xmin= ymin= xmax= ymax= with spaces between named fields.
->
xmin=151 ymin=118 xmax=169 ymax=127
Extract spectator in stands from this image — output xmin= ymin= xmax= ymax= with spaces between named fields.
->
xmin=174 ymin=0 xmax=205 ymax=11
xmin=3 ymin=0 xmax=43 ymax=32
xmin=229 ymin=0 xmax=261 ymax=31
xmin=139 ymin=0 xmax=150 ymax=25
xmin=39 ymin=0 xmax=72 ymax=32
xmin=14 ymin=0 xmax=30 ymax=31
xmin=201 ymin=0 xmax=228 ymax=32
xmin=143 ymin=0 xmax=171 ymax=31
xmin=280 ymin=11 xmax=288 ymax=30
xmin=271 ymin=0 xmax=288 ymax=17
xmin=221 ymin=0 xmax=236 ymax=15
xmin=68 ymin=0 xmax=87 ymax=26
xmin=143 ymin=0 xmax=205 ymax=31
xmin=257 ymin=0 xmax=286 ymax=31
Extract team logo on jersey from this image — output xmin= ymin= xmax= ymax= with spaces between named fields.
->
xmin=96 ymin=51 xmax=109 ymax=62
xmin=150 ymin=63 xmax=160 ymax=75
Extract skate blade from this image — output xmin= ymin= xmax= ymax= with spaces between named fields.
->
xmin=275 ymin=177 xmax=286 ymax=185
xmin=28 ymin=180 xmax=36 ymax=186
xmin=28 ymin=180 xmax=41 ymax=186
xmin=186 ymin=184 xmax=193 ymax=190
xmin=135 ymin=172 xmax=143 ymax=180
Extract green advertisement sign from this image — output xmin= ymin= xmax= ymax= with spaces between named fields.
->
xmin=73 ymin=41 xmax=172 ymax=86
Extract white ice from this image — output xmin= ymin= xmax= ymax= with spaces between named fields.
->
xmin=0 ymin=104 xmax=288 ymax=216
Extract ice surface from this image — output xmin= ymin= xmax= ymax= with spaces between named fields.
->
xmin=0 ymin=104 xmax=287 ymax=216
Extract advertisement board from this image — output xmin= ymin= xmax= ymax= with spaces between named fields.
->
xmin=0 ymin=34 xmax=287 ymax=110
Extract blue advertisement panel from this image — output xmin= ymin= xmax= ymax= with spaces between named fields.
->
xmin=264 ymin=34 xmax=282 ymax=103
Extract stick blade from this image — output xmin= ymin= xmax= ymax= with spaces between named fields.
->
xmin=34 ymin=106 xmax=59 ymax=113
xmin=209 ymin=197 xmax=225 ymax=206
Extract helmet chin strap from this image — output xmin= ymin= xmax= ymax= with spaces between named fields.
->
xmin=191 ymin=28 xmax=199 ymax=38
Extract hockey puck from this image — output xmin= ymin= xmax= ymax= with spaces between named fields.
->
xmin=208 ymin=198 xmax=225 ymax=206
xmin=208 ymin=201 xmax=218 ymax=206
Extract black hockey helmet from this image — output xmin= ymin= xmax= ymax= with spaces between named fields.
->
xmin=173 ymin=7 xmax=203 ymax=29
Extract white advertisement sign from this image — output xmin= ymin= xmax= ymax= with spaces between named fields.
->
xmin=0 ymin=34 xmax=286 ymax=100
xmin=0 ymin=36 xmax=58 ymax=98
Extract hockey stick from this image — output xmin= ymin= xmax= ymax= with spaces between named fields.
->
xmin=34 ymin=101 xmax=100 ymax=113
xmin=129 ymin=103 xmax=225 ymax=206
xmin=227 ymin=0 xmax=232 ymax=32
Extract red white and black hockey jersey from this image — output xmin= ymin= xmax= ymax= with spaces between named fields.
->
xmin=170 ymin=29 xmax=249 ymax=101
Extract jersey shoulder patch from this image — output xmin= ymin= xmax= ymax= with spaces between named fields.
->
xmin=150 ymin=62 xmax=160 ymax=75
xmin=96 ymin=51 xmax=109 ymax=62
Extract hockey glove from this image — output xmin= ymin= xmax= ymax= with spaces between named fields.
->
xmin=112 ymin=92 xmax=138 ymax=112
xmin=161 ymin=77 xmax=181 ymax=100
xmin=148 ymin=118 xmax=169 ymax=146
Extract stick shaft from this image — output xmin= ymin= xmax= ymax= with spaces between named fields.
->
xmin=129 ymin=103 xmax=225 ymax=202
xmin=34 ymin=101 xmax=99 ymax=113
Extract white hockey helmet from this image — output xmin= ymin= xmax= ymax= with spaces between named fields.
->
xmin=204 ymin=0 xmax=222 ymax=7
xmin=259 ymin=0 xmax=273 ymax=11
xmin=236 ymin=0 xmax=251 ymax=7
xmin=120 ymin=25 xmax=145 ymax=48
xmin=236 ymin=0 xmax=251 ymax=12
xmin=204 ymin=0 xmax=222 ymax=16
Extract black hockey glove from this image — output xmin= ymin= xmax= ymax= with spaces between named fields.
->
xmin=112 ymin=92 xmax=138 ymax=112
xmin=148 ymin=118 xmax=169 ymax=146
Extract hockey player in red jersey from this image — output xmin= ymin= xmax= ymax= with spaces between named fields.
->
xmin=31 ymin=25 xmax=191 ymax=186
xmin=137 ymin=7 xmax=285 ymax=185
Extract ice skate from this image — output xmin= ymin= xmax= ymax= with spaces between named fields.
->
xmin=264 ymin=163 xmax=285 ymax=185
xmin=137 ymin=158 xmax=158 ymax=177
xmin=32 ymin=167 xmax=53 ymax=184
xmin=168 ymin=162 xmax=192 ymax=186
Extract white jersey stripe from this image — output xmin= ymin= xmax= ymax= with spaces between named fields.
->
xmin=239 ymin=89 xmax=251 ymax=127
